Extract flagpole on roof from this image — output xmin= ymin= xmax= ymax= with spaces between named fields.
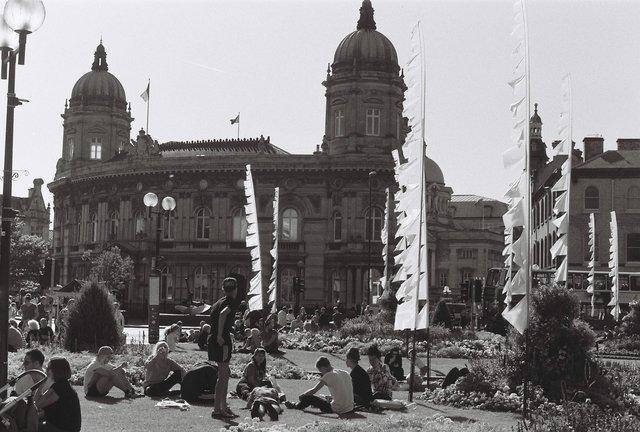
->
xmin=237 ymin=112 xmax=240 ymax=140
xmin=146 ymin=79 xmax=150 ymax=133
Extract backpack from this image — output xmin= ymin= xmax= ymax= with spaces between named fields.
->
xmin=181 ymin=362 xmax=218 ymax=402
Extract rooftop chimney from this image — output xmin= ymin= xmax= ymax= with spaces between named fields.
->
xmin=583 ymin=136 xmax=604 ymax=161
xmin=616 ymin=138 xmax=640 ymax=151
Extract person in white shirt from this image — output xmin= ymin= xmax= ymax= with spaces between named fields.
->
xmin=286 ymin=356 xmax=353 ymax=414
xmin=84 ymin=346 xmax=141 ymax=399
xmin=286 ymin=309 xmax=295 ymax=325
xmin=277 ymin=307 xmax=287 ymax=329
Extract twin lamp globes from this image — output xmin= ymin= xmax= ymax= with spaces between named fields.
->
xmin=0 ymin=0 xmax=45 ymax=70
xmin=144 ymin=192 xmax=176 ymax=215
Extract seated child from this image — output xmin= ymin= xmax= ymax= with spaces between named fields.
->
xmin=236 ymin=348 xmax=271 ymax=400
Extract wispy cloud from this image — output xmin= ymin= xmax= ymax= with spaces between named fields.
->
xmin=184 ymin=60 xmax=227 ymax=74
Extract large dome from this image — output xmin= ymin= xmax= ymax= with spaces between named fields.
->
xmin=69 ymin=43 xmax=127 ymax=108
xmin=425 ymin=156 xmax=445 ymax=185
xmin=332 ymin=1 xmax=399 ymax=74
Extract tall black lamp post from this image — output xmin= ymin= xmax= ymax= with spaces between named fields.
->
xmin=0 ymin=0 xmax=45 ymax=388
xmin=366 ymin=170 xmax=377 ymax=306
xmin=294 ymin=259 xmax=304 ymax=314
xmin=143 ymin=192 xmax=175 ymax=343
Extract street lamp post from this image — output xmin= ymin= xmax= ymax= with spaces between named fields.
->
xmin=0 ymin=0 xmax=45 ymax=388
xmin=143 ymin=192 xmax=176 ymax=344
xmin=294 ymin=259 xmax=304 ymax=314
xmin=366 ymin=170 xmax=377 ymax=307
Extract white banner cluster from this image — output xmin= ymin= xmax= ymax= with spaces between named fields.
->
xmin=609 ymin=211 xmax=620 ymax=320
xmin=586 ymin=213 xmax=596 ymax=317
xmin=393 ymin=22 xmax=429 ymax=331
xmin=268 ymin=188 xmax=280 ymax=313
xmin=244 ymin=164 xmax=263 ymax=311
xmin=550 ymin=75 xmax=572 ymax=283
xmin=380 ymin=188 xmax=393 ymax=293
xmin=501 ymin=0 xmax=530 ymax=335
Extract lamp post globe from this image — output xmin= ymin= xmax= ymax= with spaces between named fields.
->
xmin=161 ymin=196 xmax=176 ymax=211
xmin=143 ymin=192 xmax=158 ymax=208
xmin=0 ymin=15 xmax=18 ymax=49
xmin=3 ymin=0 xmax=45 ymax=64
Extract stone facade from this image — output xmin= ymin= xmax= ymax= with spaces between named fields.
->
xmin=1 ymin=178 xmax=50 ymax=240
xmin=48 ymin=1 xmax=506 ymax=316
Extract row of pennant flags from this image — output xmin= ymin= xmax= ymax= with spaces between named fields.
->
xmin=239 ymin=0 xmax=623 ymax=329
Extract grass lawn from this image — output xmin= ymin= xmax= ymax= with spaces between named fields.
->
xmin=79 ymin=378 xmax=519 ymax=432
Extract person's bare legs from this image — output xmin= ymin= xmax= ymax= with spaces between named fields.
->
xmin=95 ymin=369 xmax=133 ymax=395
xmin=214 ymin=362 xmax=230 ymax=414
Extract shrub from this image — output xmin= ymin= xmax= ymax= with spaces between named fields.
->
xmin=508 ymin=284 xmax=597 ymax=402
xmin=621 ymin=300 xmax=640 ymax=336
xmin=518 ymin=402 xmax=640 ymax=432
xmin=64 ymin=282 xmax=121 ymax=352
xmin=432 ymin=300 xmax=453 ymax=328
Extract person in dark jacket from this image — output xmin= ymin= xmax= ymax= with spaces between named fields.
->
xmin=35 ymin=357 xmax=82 ymax=432
xmin=346 ymin=348 xmax=372 ymax=406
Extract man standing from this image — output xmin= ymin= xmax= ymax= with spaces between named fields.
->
xmin=286 ymin=356 xmax=353 ymax=414
xmin=20 ymin=294 xmax=38 ymax=330
xmin=209 ymin=277 xmax=238 ymax=419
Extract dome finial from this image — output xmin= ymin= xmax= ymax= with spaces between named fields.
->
xmin=92 ymin=41 xmax=109 ymax=72
xmin=357 ymin=0 xmax=376 ymax=31
xmin=534 ymin=103 xmax=538 ymax=114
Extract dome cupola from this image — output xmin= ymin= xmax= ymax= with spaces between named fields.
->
xmin=332 ymin=0 xmax=399 ymax=75
xmin=69 ymin=43 xmax=127 ymax=109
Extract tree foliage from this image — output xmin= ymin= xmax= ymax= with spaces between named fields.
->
xmin=10 ymin=220 xmax=49 ymax=292
xmin=87 ymin=246 xmax=134 ymax=293
xmin=432 ymin=299 xmax=453 ymax=329
xmin=621 ymin=300 xmax=640 ymax=336
xmin=64 ymin=282 xmax=120 ymax=352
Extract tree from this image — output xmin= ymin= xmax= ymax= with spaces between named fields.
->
xmin=10 ymin=220 xmax=49 ymax=292
xmin=64 ymin=282 xmax=121 ymax=352
xmin=432 ymin=299 xmax=453 ymax=329
xmin=87 ymin=246 xmax=134 ymax=294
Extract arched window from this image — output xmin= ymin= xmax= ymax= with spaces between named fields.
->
xmin=364 ymin=207 xmax=383 ymax=241
xmin=162 ymin=210 xmax=176 ymax=240
xmin=195 ymin=207 xmax=211 ymax=240
xmin=281 ymin=208 xmax=300 ymax=242
xmin=194 ymin=266 xmax=210 ymax=302
xmin=232 ymin=208 xmax=247 ymax=241
xmin=160 ymin=266 xmax=174 ymax=300
xmin=134 ymin=211 xmax=146 ymax=239
xmin=88 ymin=213 xmax=98 ymax=243
xmin=584 ymin=186 xmax=599 ymax=210
xmin=332 ymin=271 xmax=344 ymax=304
xmin=333 ymin=211 xmax=342 ymax=242
xmin=109 ymin=211 xmax=119 ymax=239
xmin=627 ymin=186 xmax=640 ymax=210
xmin=280 ymin=268 xmax=296 ymax=303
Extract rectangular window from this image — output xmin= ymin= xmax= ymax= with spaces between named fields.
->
xmin=461 ymin=270 xmax=472 ymax=282
xmin=628 ymin=233 xmax=640 ymax=262
xmin=334 ymin=109 xmax=345 ymax=137
xmin=439 ymin=271 xmax=448 ymax=287
xmin=90 ymin=137 xmax=102 ymax=160
xmin=68 ymin=137 xmax=75 ymax=160
xmin=366 ymin=108 xmax=380 ymax=136
xmin=457 ymin=248 xmax=474 ymax=259
xmin=333 ymin=213 xmax=342 ymax=242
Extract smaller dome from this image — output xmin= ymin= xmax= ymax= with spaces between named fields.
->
xmin=530 ymin=103 xmax=542 ymax=124
xmin=425 ymin=156 xmax=445 ymax=185
xmin=69 ymin=43 xmax=127 ymax=109
xmin=332 ymin=1 xmax=399 ymax=74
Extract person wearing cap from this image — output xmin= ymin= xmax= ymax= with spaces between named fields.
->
xmin=236 ymin=348 xmax=271 ymax=400
xmin=366 ymin=344 xmax=397 ymax=400
xmin=84 ymin=346 xmax=141 ymax=399
xmin=345 ymin=348 xmax=372 ymax=406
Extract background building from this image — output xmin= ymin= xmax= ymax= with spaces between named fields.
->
xmin=48 ymin=1 xmax=505 ymax=317
xmin=0 ymin=178 xmax=50 ymax=240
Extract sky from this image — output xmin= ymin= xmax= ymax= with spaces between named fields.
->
xmin=3 ymin=0 xmax=640 ymax=212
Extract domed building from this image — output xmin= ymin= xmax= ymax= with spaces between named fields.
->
xmin=49 ymin=1 xmax=506 ymax=318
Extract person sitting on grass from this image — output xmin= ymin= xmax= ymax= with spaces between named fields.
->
xmin=261 ymin=321 xmax=281 ymax=354
xmin=8 ymin=319 xmax=23 ymax=352
xmin=285 ymin=356 xmax=353 ymax=415
xmin=236 ymin=348 xmax=272 ymax=400
xmin=345 ymin=348 xmax=372 ymax=407
xmin=238 ymin=328 xmax=261 ymax=354
xmin=14 ymin=349 xmax=46 ymax=396
xmin=290 ymin=315 xmax=304 ymax=332
xmin=198 ymin=324 xmax=211 ymax=350
xmin=38 ymin=318 xmax=55 ymax=346
xmin=35 ymin=357 xmax=82 ymax=432
xmin=143 ymin=341 xmax=186 ymax=397
xmin=366 ymin=344 xmax=397 ymax=400
xmin=84 ymin=346 xmax=142 ymax=399
xmin=25 ymin=319 xmax=40 ymax=348
xmin=164 ymin=323 xmax=181 ymax=351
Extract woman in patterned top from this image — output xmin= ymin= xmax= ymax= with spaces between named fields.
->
xmin=365 ymin=344 xmax=397 ymax=400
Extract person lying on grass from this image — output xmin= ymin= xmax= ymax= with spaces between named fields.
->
xmin=144 ymin=341 xmax=186 ymax=397
xmin=84 ymin=346 xmax=142 ymax=399
xmin=285 ymin=356 xmax=354 ymax=415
